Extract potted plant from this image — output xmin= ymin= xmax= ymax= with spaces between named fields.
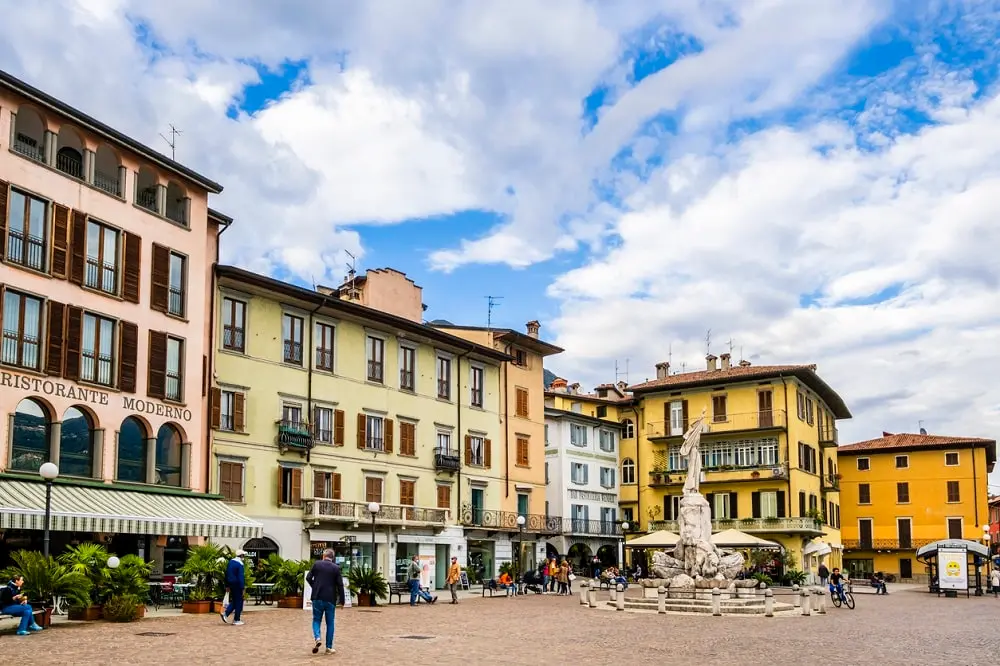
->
xmin=178 ymin=543 xmax=228 ymax=614
xmin=102 ymin=593 xmax=145 ymax=622
xmin=347 ymin=566 xmax=388 ymax=607
xmin=274 ymin=559 xmax=311 ymax=608
xmin=1 ymin=550 xmax=91 ymax=627
xmin=258 ymin=553 xmax=285 ymax=584
xmin=105 ymin=555 xmax=151 ymax=618
xmin=750 ymin=470 xmax=760 ymax=479
xmin=59 ymin=542 xmax=111 ymax=621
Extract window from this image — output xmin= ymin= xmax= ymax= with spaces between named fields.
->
xmin=399 ymin=422 xmax=416 ymax=456
xmin=600 ymin=507 xmax=616 ymax=532
xmin=314 ymin=470 xmax=341 ymax=501
xmin=399 ymin=479 xmax=415 ymax=507
xmin=282 ymin=313 xmax=303 ymax=365
xmin=165 ymin=336 xmax=183 ymax=401
xmin=517 ymin=493 xmax=528 ymax=517
xmin=596 ymin=405 xmax=607 ymax=418
xmin=437 ymin=431 xmax=451 ymax=452
xmin=599 ymin=430 xmax=615 ymax=453
xmin=544 ymin=424 xmax=549 ymax=445
xmin=516 ymin=437 xmax=529 ymax=466
xmin=669 ymin=401 xmax=685 ymax=436
xmin=365 ymin=415 xmax=384 ymax=451
xmin=313 ymin=406 xmax=333 ymax=444
xmin=278 ymin=466 xmax=303 ymax=506
xmin=945 ymin=452 xmax=959 ymax=466
xmin=796 ymin=391 xmax=805 ymax=420
xmin=282 ymin=403 xmax=303 ymax=426
xmin=858 ymin=518 xmax=874 ymax=549
xmin=365 ymin=476 xmax=384 ymax=504
xmin=221 ymin=298 xmax=246 ymax=352
xmin=570 ymin=402 xmax=582 ymax=413
xmin=471 ymin=366 xmax=484 ymax=407
xmin=947 ymin=517 xmax=963 ymax=540
xmin=545 ymin=462 xmax=549 ymax=484
xmin=570 ymin=424 xmax=588 ymax=446
xmin=219 ymin=460 xmax=244 ymax=503
xmin=806 ymin=398 xmax=814 ymax=425
xmin=81 ymin=313 xmax=115 ymax=386
xmin=85 ymin=219 xmax=120 ymax=294
xmin=367 ymin=336 xmax=384 ymax=382
xmin=896 ymin=482 xmax=909 ymax=504
xmin=760 ymin=491 xmax=778 ymax=519
xmin=733 ymin=441 xmax=755 ymax=467
xmin=712 ymin=395 xmax=727 ymax=422
xmin=897 ymin=518 xmax=912 ymax=549
xmin=713 ymin=493 xmax=731 ymax=519
xmin=758 ymin=439 xmax=778 ymax=466
xmin=468 ymin=435 xmax=486 ymax=466
xmin=314 ymin=322 xmax=334 ymax=371
xmin=512 ymin=348 xmax=527 ymax=367
xmin=167 ymin=251 xmax=186 ymax=316
xmin=571 ymin=462 xmax=589 ymax=485
xmin=599 ymin=466 xmax=615 ymax=488
xmin=1 ymin=290 xmax=42 ymax=370
xmin=5 ymin=189 xmax=48 ymax=271
xmin=622 ymin=458 xmax=635 ymax=484
xmin=946 ymin=480 xmax=960 ymax=503
xmin=217 ymin=389 xmax=241 ymax=432
xmin=894 ymin=455 xmax=908 ymax=469
xmin=858 ymin=483 xmax=871 ymax=505
xmin=571 ymin=504 xmax=589 ymax=531
xmin=399 ymin=346 xmax=415 ymax=390
xmin=621 ymin=419 xmax=634 ymax=439
xmin=436 ymin=484 xmax=451 ymax=509
xmin=856 ymin=457 xmax=870 ymax=471
xmin=437 ymin=356 xmax=452 ymax=400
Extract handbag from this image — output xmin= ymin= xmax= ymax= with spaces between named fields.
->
xmin=569 ymin=574 xmax=576 ymax=581
xmin=221 ymin=590 xmax=230 ymax=607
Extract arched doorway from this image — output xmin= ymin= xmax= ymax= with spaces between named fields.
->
xmin=546 ymin=542 xmax=560 ymax=562
xmin=117 ymin=416 xmax=148 ymax=483
xmin=597 ymin=544 xmax=618 ymax=567
xmin=243 ymin=537 xmax=280 ymax=569
xmin=155 ymin=424 xmax=183 ymax=487
xmin=60 ymin=406 xmax=96 ymax=478
xmin=567 ymin=543 xmax=593 ymax=571
xmin=10 ymin=398 xmax=51 ymax=472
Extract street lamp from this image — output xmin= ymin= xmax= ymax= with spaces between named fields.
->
xmin=107 ymin=556 xmax=120 ymax=570
xmin=39 ymin=462 xmax=59 ymax=558
xmin=516 ymin=515 xmax=526 ymax=593
xmin=367 ymin=502 xmax=380 ymax=571
xmin=619 ymin=521 xmax=630 ymax=571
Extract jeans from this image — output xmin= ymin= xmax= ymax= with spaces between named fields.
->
xmin=2 ymin=604 xmax=34 ymax=633
xmin=225 ymin=587 xmax=244 ymax=621
xmin=409 ymin=578 xmax=432 ymax=604
xmin=829 ymin=583 xmax=845 ymax=601
xmin=542 ymin=575 xmax=550 ymax=591
xmin=615 ymin=577 xmax=628 ymax=590
xmin=312 ymin=600 xmax=336 ymax=649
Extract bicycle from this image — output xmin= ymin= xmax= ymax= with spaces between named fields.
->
xmin=830 ymin=581 xmax=855 ymax=609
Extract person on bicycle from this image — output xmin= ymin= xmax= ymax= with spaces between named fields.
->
xmin=829 ymin=567 xmax=846 ymax=601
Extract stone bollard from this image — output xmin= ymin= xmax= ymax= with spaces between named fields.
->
xmin=616 ymin=584 xmax=625 ymax=612
xmin=579 ymin=581 xmax=589 ymax=606
xmin=800 ymin=589 xmax=811 ymax=616
xmin=764 ymin=588 xmax=774 ymax=617
xmin=814 ymin=588 xmax=826 ymax=615
xmin=793 ymin=584 xmax=801 ymax=608
xmin=588 ymin=585 xmax=597 ymax=608
xmin=711 ymin=587 xmax=721 ymax=616
xmin=610 ymin=585 xmax=617 ymax=602
xmin=657 ymin=586 xmax=666 ymax=614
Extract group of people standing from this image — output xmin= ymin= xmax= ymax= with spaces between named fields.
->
xmin=542 ymin=557 xmax=575 ymax=595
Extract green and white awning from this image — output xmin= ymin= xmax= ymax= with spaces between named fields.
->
xmin=0 ymin=480 xmax=262 ymax=540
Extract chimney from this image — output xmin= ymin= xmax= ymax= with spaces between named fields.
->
xmin=655 ymin=362 xmax=670 ymax=380
xmin=738 ymin=359 xmax=751 ymax=367
xmin=569 ymin=382 xmax=581 ymax=395
xmin=550 ymin=377 xmax=568 ymax=393
xmin=617 ymin=381 xmax=628 ymax=392
xmin=706 ymin=354 xmax=718 ymax=372
xmin=526 ymin=320 xmax=540 ymax=338
xmin=720 ymin=353 xmax=731 ymax=371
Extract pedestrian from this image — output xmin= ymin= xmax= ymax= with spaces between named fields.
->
xmin=548 ymin=557 xmax=558 ymax=593
xmin=306 ymin=548 xmax=345 ymax=655
xmin=446 ymin=556 xmax=461 ymax=604
xmin=557 ymin=559 xmax=569 ymax=595
xmin=542 ymin=559 xmax=550 ymax=594
xmin=221 ymin=549 xmax=246 ymax=625
xmin=990 ymin=568 xmax=999 ymax=597
xmin=407 ymin=555 xmax=437 ymax=605
xmin=818 ymin=563 xmax=829 ymax=588
xmin=1 ymin=575 xmax=43 ymax=636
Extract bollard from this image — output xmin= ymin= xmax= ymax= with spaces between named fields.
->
xmin=800 ymin=589 xmax=811 ymax=616
xmin=764 ymin=588 xmax=774 ymax=617
xmin=793 ymin=585 xmax=801 ymax=608
xmin=814 ymin=588 xmax=826 ymax=615
xmin=579 ymin=581 xmax=589 ymax=605
xmin=588 ymin=585 xmax=597 ymax=608
xmin=616 ymin=584 xmax=625 ymax=612
xmin=657 ymin=586 xmax=666 ymax=614
xmin=610 ymin=585 xmax=617 ymax=602
xmin=711 ymin=587 xmax=721 ymax=616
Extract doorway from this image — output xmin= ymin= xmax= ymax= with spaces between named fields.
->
xmin=435 ymin=545 xmax=449 ymax=589
xmin=899 ymin=558 xmax=913 ymax=579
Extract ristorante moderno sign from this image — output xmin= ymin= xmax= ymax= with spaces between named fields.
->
xmin=1 ymin=370 xmax=193 ymax=422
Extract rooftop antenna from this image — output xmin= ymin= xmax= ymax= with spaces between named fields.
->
xmin=486 ymin=296 xmax=504 ymax=330
xmin=615 ymin=359 xmax=630 ymax=385
xmin=681 ymin=361 xmax=687 ymax=373
xmin=739 ymin=345 xmax=744 ymax=362
xmin=343 ymin=251 xmax=359 ymax=300
xmin=160 ymin=124 xmax=182 ymax=160
xmin=705 ymin=329 xmax=712 ymax=356
xmin=727 ymin=337 xmax=735 ymax=356
xmin=918 ymin=420 xmax=927 ymax=436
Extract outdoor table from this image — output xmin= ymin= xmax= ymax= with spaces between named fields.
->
xmin=252 ymin=583 xmax=275 ymax=606
xmin=147 ymin=582 xmax=169 ymax=610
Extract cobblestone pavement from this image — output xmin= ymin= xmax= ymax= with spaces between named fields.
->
xmin=9 ymin=588 xmax=1000 ymax=665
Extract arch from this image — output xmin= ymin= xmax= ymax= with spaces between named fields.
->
xmin=93 ymin=143 xmax=122 ymax=197
xmin=545 ymin=542 xmax=560 ymax=562
xmin=164 ymin=180 xmax=187 ymax=225
xmin=116 ymin=416 xmax=149 ymax=483
xmin=620 ymin=418 xmax=635 ymax=440
xmin=596 ymin=544 xmax=618 ymax=567
xmin=135 ymin=166 xmax=159 ymax=213
xmin=60 ymin=406 xmax=97 ymax=478
xmin=155 ymin=423 xmax=183 ymax=487
xmin=10 ymin=398 xmax=52 ymax=472
xmin=55 ymin=125 xmax=85 ymax=179
xmin=242 ymin=536 xmax=280 ymax=567
xmin=12 ymin=106 xmax=45 ymax=163
xmin=567 ymin=542 xmax=594 ymax=570
xmin=621 ymin=457 xmax=636 ymax=485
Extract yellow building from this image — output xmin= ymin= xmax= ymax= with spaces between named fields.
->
xmin=210 ymin=265 xmax=515 ymax=588
xmin=838 ymin=432 xmax=997 ymax=582
xmin=627 ymin=354 xmax=851 ymax=577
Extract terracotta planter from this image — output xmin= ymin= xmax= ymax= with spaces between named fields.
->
xmin=69 ymin=605 xmax=103 ymax=622
xmin=182 ymin=600 xmax=211 ymax=614
xmin=357 ymin=592 xmax=373 ymax=607
xmin=210 ymin=600 xmax=226 ymax=614
xmin=136 ymin=604 xmax=146 ymax=618
xmin=277 ymin=595 xmax=303 ymax=609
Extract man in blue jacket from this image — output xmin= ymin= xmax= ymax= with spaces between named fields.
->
xmin=1 ymin=575 xmax=43 ymax=636
xmin=221 ymin=549 xmax=246 ymax=625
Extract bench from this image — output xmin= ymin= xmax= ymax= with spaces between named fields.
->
xmin=388 ymin=582 xmax=409 ymax=605
xmin=481 ymin=580 xmax=515 ymax=598
xmin=0 ymin=607 xmax=45 ymax=629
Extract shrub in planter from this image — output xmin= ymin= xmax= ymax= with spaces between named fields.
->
xmin=273 ymin=559 xmax=311 ymax=607
xmin=103 ymin=594 xmax=144 ymax=622
xmin=59 ymin=542 xmax=111 ymax=618
xmin=347 ymin=566 xmax=388 ymax=607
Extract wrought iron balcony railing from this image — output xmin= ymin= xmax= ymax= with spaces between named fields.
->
xmin=650 ymin=516 xmax=824 ymax=534
xmin=459 ymin=504 xmax=562 ymax=533
xmin=562 ymin=518 xmax=623 ymax=537
xmin=94 ymin=168 xmax=122 ymax=197
xmin=283 ymin=340 xmax=303 ymax=365
xmin=842 ymin=538 xmax=935 ymax=551
xmin=12 ymin=135 xmax=44 ymax=163
xmin=303 ymin=499 xmax=449 ymax=527
xmin=367 ymin=360 xmax=384 ymax=383
xmin=56 ymin=151 xmax=83 ymax=179
xmin=434 ymin=447 xmax=460 ymax=471
xmin=819 ymin=423 xmax=839 ymax=446
xmin=276 ymin=419 xmax=312 ymax=449
xmin=223 ymin=326 xmax=245 ymax=352
xmin=6 ymin=230 xmax=46 ymax=272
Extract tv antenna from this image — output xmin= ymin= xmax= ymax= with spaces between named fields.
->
xmin=160 ymin=124 xmax=182 ymax=160
xmin=918 ymin=420 xmax=927 ymax=435
xmin=705 ymin=329 xmax=712 ymax=356
xmin=345 ymin=250 xmax=357 ymax=280
xmin=486 ymin=296 xmax=504 ymax=329
xmin=727 ymin=337 xmax=735 ymax=356
xmin=615 ymin=359 xmax=630 ymax=385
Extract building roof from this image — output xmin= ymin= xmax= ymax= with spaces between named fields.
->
xmin=544 ymin=407 xmax=624 ymax=429
xmin=208 ymin=208 xmax=234 ymax=227
xmin=1 ymin=69 xmax=223 ymax=193
xmin=628 ymin=364 xmax=851 ymax=419
xmin=839 ymin=432 xmax=997 ymax=453
xmin=544 ymin=390 xmax=633 ymax=405
xmin=431 ymin=324 xmax=564 ymax=357
xmin=216 ymin=265 xmax=511 ymax=363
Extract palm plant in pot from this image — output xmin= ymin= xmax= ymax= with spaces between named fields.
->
xmin=274 ymin=559 xmax=311 ymax=608
xmin=104 ymin=555 xmax=152 ymax=619
xmin=59 ymin=542 xmax=111 ymax=621
xmin=347 ymin=566 xmax=388 ymax=607
xmin=1 ymin=550 xmax=91 ymax=627
xmin=178 ymin=543 xmax=227 ymax=614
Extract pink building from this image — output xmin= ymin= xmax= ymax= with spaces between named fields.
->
xmin=0 ymin=70 xmax=258 ymax=571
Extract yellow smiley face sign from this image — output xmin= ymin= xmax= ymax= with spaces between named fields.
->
xmin=945 ymin=560 xmax=962 ymax=577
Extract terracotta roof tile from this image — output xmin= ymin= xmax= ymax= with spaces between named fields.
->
xmin=839 ymin=432 xmax=996 ymax=453
xmin=628 ymin=364 xmax=813 ymax=391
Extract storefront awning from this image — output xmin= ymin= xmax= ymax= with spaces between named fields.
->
xmin=0 ymin=480 xmax=262 ymax=540
xmin=802 ymin=540 xmax=833 ymax=557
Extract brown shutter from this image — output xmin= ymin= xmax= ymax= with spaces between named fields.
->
xmin=45 ymin=301 xmax=66 ymax=376
xmin=403 ymin=423 xmax=416 ymax=455
xmin=118 ymin=321 xmax=138 ymax=393
xmin=663 ymin=401 xmax=670 ymax=426
xmin=277 ymin=468 xmax=286 ymax=507
xmin=465 ymin=435 xmax=472 ymax=465
xmin=681 ymin=400 xmax=689 ymax=431
xmin=333 ymin=472 xmax=342 ymax=500
xmin=51 ymin=204 xmax=71 ymax=279
xmin=357 ymin=413 xmax=367 ymax=449
xmin=63 ymin=306 xmax=83 ymax=381
xmin=0 ymin=180 xmax=8 ymax=257
xmin=210 ymin=387 xmax=222 ymax=429
xmin=219 ymin=462 xmax=231 ymax=499
xmin=484 ymin=438 xmax=492 ymax=468
xmin=384 ymin=418 xmax=394 ymax=453
xmin=69 ymin=210 xmax=87 ymax=285
xmin=314 ymin=470 xmax=325 ymax=499
xmin=233 ymin=464 xmax=243 ymax=502
xmin=333 ymin=409 xmax=344 ymax=446
xmin=201 ymin=355 xmax=208 ymax=397
xmin=291 ymin=468 xmax=302 ymax=506
xmin=122 ymin=232 xmax=142 ymax=303
xmin=234 ymin=392 xmax=246 ymax=432
xmin=147 ymin=330 xmax=167 ymax=399
xmin=150 ymin=243 xmax=170 ymax=312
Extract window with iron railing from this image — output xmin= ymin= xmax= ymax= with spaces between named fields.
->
xmin=367 ymin=336 xmax=384 ymax=383
xmin=81 ymin=313 xmax=116 ymax=386
xmin=221 ymin=298 xmax=246 ymax=352
xmin=315 ymin=322 xmax=334 ymax=371
xmin=136 ymin=187 xmax=158 ymax=213
xmin=314 ymin=407 xmax=333 ymax=444
xmin=1 ymin=290 xmax=42 ymax=371
xmin=6 ymin=189 xmax=48 ymax=272
xmin=93 ymin=169 xmax=122 ymax=197
xmin=219 ymin=390 xmax=236 ymax=431
xmin=437 ymin=356 xmax=451 ymax=400
xmin=56 ymin=149 xmax=83 ymax=179
xmin=399 ymin=345 xmax=415 ymax=390
xmin=282 ymin=313 xmax=304 ymax=365
xmin=165 ymin=337 xmax=183 ymax=401
xmin=366 ymin=415 xmax=385 ymax=451
xmin=168 ymin=251 xmax=186 ymax=317
xmin=12 ymin=132 xmax=44 ymax=163
xmin=85 ymin=220 xmax=120 ymax=295
xmin=471 ymin=366 xmax=484 ymax=407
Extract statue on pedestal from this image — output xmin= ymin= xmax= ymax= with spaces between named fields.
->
xmin=680 ymin=409 xmax=708 ymax=495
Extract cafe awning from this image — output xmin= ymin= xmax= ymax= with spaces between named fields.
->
xmin=0 ymin=480 xmax=262 ymax=540
xmin=625 ymin=530 xmax=681 ymax=548
xmin=710 ymin=528 xmax=781 ymax=550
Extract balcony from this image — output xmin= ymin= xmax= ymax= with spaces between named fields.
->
xmin=168 ymin=287 xmax=184 ymax=317
xmin=647 ymin=410 xmax=787 ymax=440
xmin=650 ymin=516 xmax=825 ymax=536
xmin=6 ymin=230 xmax=46 ymax=272
xmin=315 ymin=348 xmax=333 ymax=372
xmin=819 ymin=424 xmax=838 ymax=447
xmin=562 ymin=518 xmax=623 ymax=537
xmin=648 ymin=462 xmax=789 ymax=487
xmin=93 ymin=168 xmax=122 ymax=197
xmin=283 ymin=340 xmax=303 ymax=365
xmin=459 ymin=504 xmax=562 ymax=534
xmin=304 ymin=499 xmax=449 ymax=528
xmin=56 ymin=150 xmax=83 ymax=179
xmin=276 ymin=419 xmax=313 ymax=450
xmin=85 ymin=259 xmax=118 ymax=294
xmin=12 ymin=134 xmax=44 ymax=163
xmin=843 ymin=538 xmax=935 ymax=551
xmin=821 ymin=474 xmax=841 ymax=492
xmin=434 ymin=447 xmax=461 ymax=472
xmin=136 ymin=187 xmax=158 ymax=214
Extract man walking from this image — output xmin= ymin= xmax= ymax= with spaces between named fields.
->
xmin=408 ymin=554 xmax=437 ymax=605
xmin=818 ymin=563 xmax=829 ymax=588
xmin=221 ymin=549 xmax=246 ymax=625
xmin=306 ymin=548 xmax=345 ymax=655
xmin=446 ymin=556 xmax=461 ymax=604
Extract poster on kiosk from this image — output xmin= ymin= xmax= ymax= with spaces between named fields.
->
xmin=937 ymin=547 xmax=968 ymax=590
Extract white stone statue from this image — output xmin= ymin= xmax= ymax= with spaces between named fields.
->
xmin=680 ymin=409 xmax=708 ymax=495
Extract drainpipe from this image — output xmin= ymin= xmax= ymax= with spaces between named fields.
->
xmin=205 ymin=221 xmax=231 ymax=493
xmin=502 ymin=345 xmax=511 ymax=499
xmin=972 ymin=443 xmax=979 ymax=527
xmin=305 ymin=298 xmax=328 ymax=464
xmin=629 ymin=403 xmax=641 ymax=528
xmin=781 ymin=375 xmax=793 ymax=519
xmin=456 ymin=348 xmax=472 ymax=514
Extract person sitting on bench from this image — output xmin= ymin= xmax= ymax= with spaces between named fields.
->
xmin=1 ymin=575 xmax=44 ymax=636
xmin=869 ymin=572 xmax=888 ymax=595
xmin=497 ymin=572 xmax=516 ymax=596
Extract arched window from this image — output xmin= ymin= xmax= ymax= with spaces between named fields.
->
xmin=93 ymin=143 xmax=122 ymax=197
xmin=621 ymin=458 xmax=636 ymax=485
xmin=156 ymin=424 xmax=183 ymax=487
xmin=55 ymin=125 xmax=85 ymax=179
xmin=60 ymin=406 xmax=96 ymax=478
xmin=620 ymin=419 xmax=634 ymax=439
xmin=135 ymin=167 xmax=158 ymax=213
xmin=10 ymin=398 xmax=50 ymax=472
xmin=117 ymin=417 xmax=148 ymax=483
xmin=12 ymin=106 xmax=45 ymax=163
xmin=164 ymin=181 xmax=188 ymax=226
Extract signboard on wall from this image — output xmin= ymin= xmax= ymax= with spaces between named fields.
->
xmin=938 ymin=547 xmax=968 ymax=590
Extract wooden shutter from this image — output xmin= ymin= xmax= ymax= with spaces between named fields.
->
xmin=384 ymin=418 xmax=394 ymax=453
xmin=798 ymin=491 xmax=806 ymax=517
xmin=730 ymin=492 xmax=739 ymax=519
xmin=333 ymin=409 xmax=344 ymax=446
xmin=210 ymin=387 xmax=222 ymax=429
xmin=356 ymin=413 xmax=367 ymax=449
xmin=465 ymin=435 xmax=472 ymax=465
xmin=516 ymin=388 xmax=528 ymax=417
xmin=0 ymin=180 xmax=8 ymax=257
xmin=118 ymin=321 xmax=138 ymax=393
xmin=663 ymin=401 xmax=670 ymax=426
xmin=776 ymin=491 xmax=786 ymax=518
xmin=233 ymin=464 xmax=243 ymax=502
xmin=234 ymin=392 xmax=246 ymax=432
xmin=150 ymin=243 xmax=170 ymax=312
xmin=147 ymin=330 xmax=167 ymax=399
xmin=400 ymin=480 xmax=414 ymax=506
xmin=681 ymin=400 xmax=689 ymax=431
xmin=51 ymin=204 xmax=71 ymax=279
xmin=63 ymin=306 xmax=83 ymax=381
xmin=333 ymin=472 xmax=342 ymax=500
xmin=219 ymin=461 xmax=231 ymax=500
xmin=45 ymin=301 xmax=66 ymax=376
xmin=291 ymin=468 xmax=303 ymax=506
xmin=751 ymin=492 xmax=761 ymax=519
xmin=663 ymin=495 xmax=673 ymax=520
xmin=484 ymin=438 xmax=492 ymax=468
xmin=122 ymin=232 xmax=141 ymax=303
xmin=314 ymin=470 xmax=327 ymax=499
xmin=437 ymin=485 xmax=450 ymax=509
xmin=277 ymin=467 xmax=286 ymax=507
xmin=69 ymin=210 xmax=87 ymax=285
xmin=517 ymin=437 xmax=529 ymax=466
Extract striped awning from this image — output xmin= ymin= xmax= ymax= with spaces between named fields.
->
xmin=0 ymin=480 xmax=262 ymax=540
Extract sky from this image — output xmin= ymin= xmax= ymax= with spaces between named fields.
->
xmin=2 ymin=0 xmax=999 ymax=491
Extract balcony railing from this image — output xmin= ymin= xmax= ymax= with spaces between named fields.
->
xmin=168 ymin=288 xmax=184 ymax=316
xmin=6 ymin=230 xmax=46 ymax=272
xmin=136 ymin=188 xmax=158 ymax=213
xmin=315 ymin=348 xmax=333 ymax=371
xmin=304 ymin=499 xmax=449 ymax=527
xmin=648 ymin=461 xmax=788 ymax=486
xmin=819 ymin=424 xmax=838 ymax=446
xmin=81 ymin=352 xmax=114 ymax=386
xmin=459 ymin=504 xmax=562 ymax=533
xmin=367 ymin=360 xmax=383 ymax=383
xmin=165 ymin=374 xmax=182 ymax=401
xmin=85 ymin=259 xmax=118 ymax=294
xmin=165 ymin=204 xmax=187 ymax=226
xmin=219 ymin=414 xmax=235 ymax=431
xmin=56 ymin=151 xmax=83 ymax=179
xmin=821 ymin=474 xmax=840 ymax=492
xmin=399 ymin=369 xmax=414 ymax=390
xmin=364 ymin=437 xmax=385 ymax=452
xmin=437 ymin=379 xmax=451 ymax=400
xmin=471 ymin=388 xmax=483 ymax=407
xmin=283 ymin=340 xmax=303 ymax=364
xmin=843 ymin=538 xmax=935 ymax=551
xmin=647 ymin=410 xmax=787 ymax=439
xmin=1 ymin=333 xmax=40 ymax=369
xmin=93 ymin=168 xmax=122 ymax=197
xmin=223 ymin=326 xmax=244 ymax=351
xmin=12 ymin=135 xmax=44 ymax=163
xmin=276 ymin=419 xmax=312 ymax=449
xmin=650 ymin=516 xmax=824 ymax=535
xmin=562 ymin=519 xmax=623 ymax=537
xmin=434 ymin=447 xmax=461 ymax=471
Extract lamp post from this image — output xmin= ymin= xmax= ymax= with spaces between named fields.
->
xmin=39 ymin=462 xmax=59 ymax=558
xmin=983 ymin=525 xmax=991 ymax=592
xmin=619 ymin=521 xmax=630 ymax=571
xmin=516 ymin=515 xmax=526 ymax=592
xmin=367 ymin=502 xmax=380 ymax=571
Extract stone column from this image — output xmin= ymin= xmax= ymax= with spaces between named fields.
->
xmin=711 ymin=587 xmax=721 ymax=616
xmin=616 ymin=584 xmax=625 ymax=612
xmin=579 ymin=581 xmax=588 ymax=605
xmin=48 ymin=421 xmax=62 ymax=468
xmin=43 ymin=130 xmax=57 ymax=165
xmin=155 ymin=184 xmax=167 ymax=216
xmin=657 ymin=586 xmax=666 ymax=614
xmin=800 ymin=589 xmax=811 ymax=616
xmin=764 ymin=589 xmax=774 ymax=617
xmin=145 ymin=438 xmax=157 ymax=484
xmin=83 ymin=149 xmax=95 ymax=183
xmin=180 ymin=442 xmax=192 ymax=489
xmin=117 ymin=166 xmax=127 ymax=198
xmin=92 ymin=429 xmax=105 ymax=480
xmin=587 ymin=585 xmax=597 ymax=608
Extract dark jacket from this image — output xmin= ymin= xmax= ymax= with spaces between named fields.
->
xmin=306 ymin=559 xmax=345 ymax=605
xmin=225 ymin=558 xmax=246 ymax=589
xmin=1 ymin=581 xmax=21 ymax=607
